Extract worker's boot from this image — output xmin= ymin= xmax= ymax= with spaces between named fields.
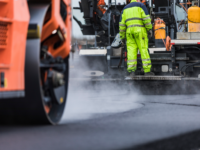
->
xmin=144 ymin=72 xmax=155 ymax=76
xmin=129 ymin=72 xmax=136 ymax=77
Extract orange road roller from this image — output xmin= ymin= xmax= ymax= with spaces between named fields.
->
xmin=0 ymin=0 xmax=71 ymax=124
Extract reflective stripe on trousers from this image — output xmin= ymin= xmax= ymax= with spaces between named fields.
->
xmin=128 ymin=64 xmax=137 ymax=68
xmin=127 ymin=25 xmax=145 ymax=29
xmin=127 ymin=59 xmax=137 ymax=63
xmin=143 ymin=63 xmax=151 ymax=66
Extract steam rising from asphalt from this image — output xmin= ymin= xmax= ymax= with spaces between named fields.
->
xmin=61 ymin=81 xmax=143 ymax=123
xmin=60 ymin=52 xmax=143 ymax=124
xmin=60 ymin=47 xmax=200 ymax=124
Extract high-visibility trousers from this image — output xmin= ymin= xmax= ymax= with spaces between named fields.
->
xmin=126 ymin=27 xmax=152 ymax=73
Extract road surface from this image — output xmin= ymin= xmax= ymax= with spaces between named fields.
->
xmin=1 ymin=81 xmax=200 ymax=150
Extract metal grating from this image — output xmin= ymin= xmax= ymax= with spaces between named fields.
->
xmin=0 ymin=22 xmax=8 ymax=46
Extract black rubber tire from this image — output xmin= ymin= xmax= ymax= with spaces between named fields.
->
xmin=0 ymin=39 xmax=69 ymax=125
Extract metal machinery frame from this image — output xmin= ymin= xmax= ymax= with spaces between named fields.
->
xmin=72 ymin=0 xmax=200 ymax=94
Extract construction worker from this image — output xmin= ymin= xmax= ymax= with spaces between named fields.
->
xmin=119 ymin=0 xmax=155 ymax=76
xmin=95 ymin=0 xmax=106 ymax=18
xmin=94 ymin=0 xmax=107 ymax=37
xmin=97 ymin=0 xmax=106 ymax=15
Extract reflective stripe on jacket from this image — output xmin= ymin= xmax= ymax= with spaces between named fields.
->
xmin=119 ymin=0 xmax=152 ymax=39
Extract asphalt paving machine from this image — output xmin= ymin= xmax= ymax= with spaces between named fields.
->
xmin=73 ymin=0 xmax=200 ymax=93
xmin=0 ymin=0 xmax=71 ymax=124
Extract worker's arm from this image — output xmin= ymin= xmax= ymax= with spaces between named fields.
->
xmin=119 ymin=12 xmax=126 ymax=40
xmin=141 ymin=5 xmax=152 ymax=31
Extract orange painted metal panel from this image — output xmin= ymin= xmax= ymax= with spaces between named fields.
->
xmin=0 ymin=0 xmax=30 ymax=91
xmin=41 ymin=0 xmax=71 ymax=59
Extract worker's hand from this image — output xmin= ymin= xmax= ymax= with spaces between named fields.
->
xmin=121 ymin=39 xmax=126 ymax=46
xmin=148 ymin=30 xmax=153 ymax=38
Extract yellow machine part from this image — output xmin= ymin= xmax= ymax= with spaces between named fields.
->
xmin=154 ymin=22 xmax=166 ymax=40
xmin=188 ymin=6 xmax=200 ymax=32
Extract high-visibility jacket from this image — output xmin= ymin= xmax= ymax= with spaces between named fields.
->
xmin=119 ymin=0 xmax=152 ymax=40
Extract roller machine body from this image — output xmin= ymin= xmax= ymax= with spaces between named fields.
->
xmin=0 ymin=0 xmax=71 ymax=124
xmin=0 ymin=0 xmax=29 ymax=97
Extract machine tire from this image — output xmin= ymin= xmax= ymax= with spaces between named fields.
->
xmin=0 ymin=41 xmax=69 ymax=125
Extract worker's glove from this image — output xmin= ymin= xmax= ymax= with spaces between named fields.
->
xmin=121 ymin=39 xmax=126 ymax=46
xmin=148 ymin=30 xmax=153 ymax=38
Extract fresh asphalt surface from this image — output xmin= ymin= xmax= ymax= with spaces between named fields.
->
xmin=1 ymin=58 xmax=200 ymax=150
xmin=1 ymin=84 xmax=200 ymax=150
